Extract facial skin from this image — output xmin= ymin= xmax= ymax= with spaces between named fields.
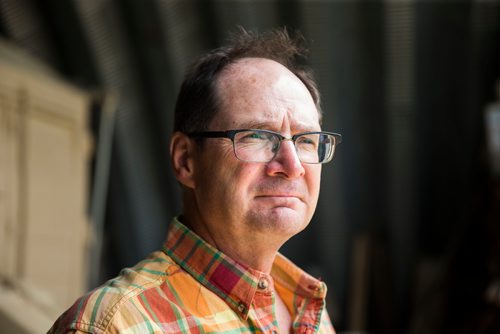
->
xmin=170 ymin=58 xmax=322 ymax=272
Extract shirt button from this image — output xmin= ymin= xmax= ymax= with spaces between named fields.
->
xmin=237 ymin=303 xmax=246 ymax=313
xmin=257 ymin=278 xmax=268 ymax=290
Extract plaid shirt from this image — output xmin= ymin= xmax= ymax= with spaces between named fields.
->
xmin=49 ymin=218 xmax=335 ymax=333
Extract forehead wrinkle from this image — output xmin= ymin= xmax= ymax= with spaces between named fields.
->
xmin=235 ymin=119 xmax=318 ymax=135
xmin=235 ymin=120 xmax=274 ymax=129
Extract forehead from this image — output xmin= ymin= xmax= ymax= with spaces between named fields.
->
xmin=212 ymin=58 xmax=320 ymax=131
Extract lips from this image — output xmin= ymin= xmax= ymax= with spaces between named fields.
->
xmin=254 ymin=181 xmax=305 ymax=200
xmin=254 ymin=194 xmax=304 ymax=206
xmin=256 ymin=194 xmax=301 ymax=199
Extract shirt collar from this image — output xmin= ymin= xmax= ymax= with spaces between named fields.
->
xmin=162 ymin=217 xmax=326 ymax=318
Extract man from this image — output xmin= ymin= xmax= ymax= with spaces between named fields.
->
xmin=49 ymin=28 xmax=342 ymax=334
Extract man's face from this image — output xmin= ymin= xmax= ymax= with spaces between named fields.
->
xmin=191 ymin=58 xmax=322 ymax=246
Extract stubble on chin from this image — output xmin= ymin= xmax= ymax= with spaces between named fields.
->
xmin=243 ymin=203 xmax=311 ymax=239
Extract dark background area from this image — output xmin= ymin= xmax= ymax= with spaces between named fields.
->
xmin=1 ymin=0 xmax=499 ymax=333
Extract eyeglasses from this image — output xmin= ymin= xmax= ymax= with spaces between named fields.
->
xmin=188 ymin=129 xmax=342 ymax=164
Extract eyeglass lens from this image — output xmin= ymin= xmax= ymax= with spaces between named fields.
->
xmin=233 ymin=130 xmax=335 ymax=163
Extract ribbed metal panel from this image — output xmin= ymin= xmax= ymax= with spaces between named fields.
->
xmin=0 ymin=0 xmax=56 ymax=67
xmin=155 ymin=0 xmax=207 ymax=87
xmin=73 ymin=0 xmax=169 ymax=286
xmin=210 ymin=0 xmax=280 ymax=35
xmin=384 ymin=0 xmax=416 ymax=329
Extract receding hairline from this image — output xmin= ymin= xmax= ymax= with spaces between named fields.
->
xmin=173 ymin=28 xmax=323 ymax=133
xmin=213 ymin=57 xmax=322 ymax=120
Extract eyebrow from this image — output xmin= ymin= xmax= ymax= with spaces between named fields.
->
xmin=235 ymin=120 xmax=319 ymax=133
xmin=236 ymin=121 xmax=272 ymax=129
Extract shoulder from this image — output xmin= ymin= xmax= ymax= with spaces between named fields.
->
xmin=48 ymin=251 xmax=175 ymax=334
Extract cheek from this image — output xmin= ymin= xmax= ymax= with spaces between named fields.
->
xmin=225 ymin=164 xmax=260 ymax=197
xmin=305 ymin=165 xmax=322 ymax=199
xmin=197 ymin=157 xmax=259 ymax=205
xmin=217 ymin=164 xmax=267 ymax=214
xmin=194 ymin=145 xmax=234 ymax=188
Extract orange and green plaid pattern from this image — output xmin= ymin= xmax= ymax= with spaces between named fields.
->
xmin=48 ymin=218 xmax=335 ymax=333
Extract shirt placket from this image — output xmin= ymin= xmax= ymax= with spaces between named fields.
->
xmin=292 ymin=296 xmax=325 ymax=334
xmin=248 ymin=276 xmax=280 ymax=334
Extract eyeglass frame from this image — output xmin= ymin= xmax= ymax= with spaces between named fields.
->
xmin=187 ymin=129 xmax=342 ymax=164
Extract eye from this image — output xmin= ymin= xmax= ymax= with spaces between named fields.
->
xmin=296 ymin=135 xmax=317 ymax=146
xmin=238 ymin=131 xmax=271 ymax=143
xmin=248 ymin=132 xmax=265 ymax=139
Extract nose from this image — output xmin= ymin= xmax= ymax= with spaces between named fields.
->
xmin=266 ymin=140 xmax=305 ymax=178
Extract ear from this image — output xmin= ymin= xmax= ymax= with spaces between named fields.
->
xmin=170 ymin=132 xmax=196 ymax=189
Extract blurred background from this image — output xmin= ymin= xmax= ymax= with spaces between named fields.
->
xmin=0 ymin=0 xmax=500 ymax=333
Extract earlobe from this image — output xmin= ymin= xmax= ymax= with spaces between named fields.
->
xmin=170 ymin=132 xmax=196 ymax=189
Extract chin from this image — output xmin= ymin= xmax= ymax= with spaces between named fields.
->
xmin=247 ymin=208 xmax=310 ymax=236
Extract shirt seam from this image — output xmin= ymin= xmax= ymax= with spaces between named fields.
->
xmin=73 ymin=276 xmax=165 ymax=333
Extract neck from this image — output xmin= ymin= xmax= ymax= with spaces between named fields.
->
xmin=181 ymin=214 xmax=280 ymax=273
xmin=180 ymin=197 xmax=282 ymax=273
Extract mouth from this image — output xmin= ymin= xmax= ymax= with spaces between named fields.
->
xmin=255 ymin=195 xmax=303 ymax=206
xmin=254 ymin=182 xmax=306 ymax=203
xmin=259 ymin=194 xmax=298 ymax=197
xmin=256 ymin=193 xmax=301 ymax=199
